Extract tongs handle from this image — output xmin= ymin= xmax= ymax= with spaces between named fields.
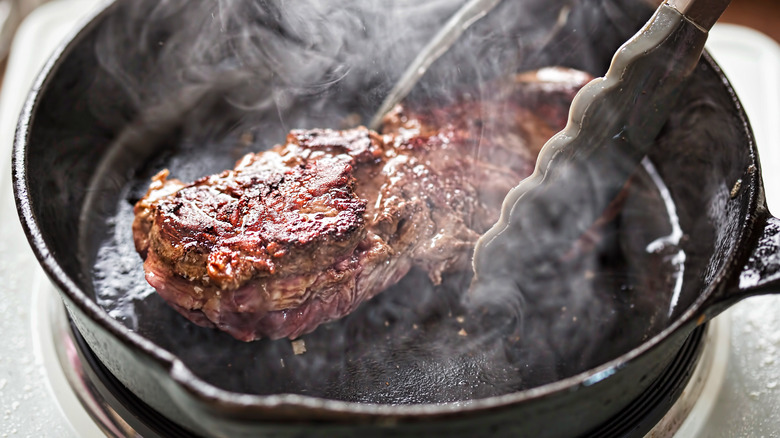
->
xmin=667 ymin=0 xmax=731 ymax=31
xmin=471 ymin=1 xmax=730 ymax=295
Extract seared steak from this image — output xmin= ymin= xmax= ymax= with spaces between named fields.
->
xmin=132 ymin=67 xmax=592 ymax=341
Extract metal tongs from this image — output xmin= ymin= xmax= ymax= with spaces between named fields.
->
xmin=470 ymin=0 xmax=731 ymax=294
xmin=368 ymin=0 xmax=503 ymax=130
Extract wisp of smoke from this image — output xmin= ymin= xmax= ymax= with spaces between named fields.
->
xmin=85 ymin=0 xmax=690 ymax=402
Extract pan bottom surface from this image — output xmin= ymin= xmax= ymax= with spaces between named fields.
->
xmin=64 ymin=312 xmax=706 ymax=438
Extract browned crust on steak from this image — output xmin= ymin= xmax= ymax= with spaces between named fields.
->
xmin=134 ymin=128 xmax=384 ymax=290
xmin=132 ymin=67 xmax=593 ymax=340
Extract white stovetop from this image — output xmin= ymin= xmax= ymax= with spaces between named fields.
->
xmin=1 ymin=1 xmax=779 ymax=437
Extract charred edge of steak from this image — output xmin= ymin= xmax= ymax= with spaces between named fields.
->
xmin=143 ymin=231 xmax=407 ymax=340
xmin=134 ymin=127 xmax=385 ymax=290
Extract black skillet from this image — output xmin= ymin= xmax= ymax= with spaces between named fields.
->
xmin=13 ymin=0 xmax=780 ymax=436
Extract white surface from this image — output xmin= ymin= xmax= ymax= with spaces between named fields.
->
xmin=0 ymin=5 xmax=779 ymax=438
xmin=0 ymin=1 xmax=104 ymax=437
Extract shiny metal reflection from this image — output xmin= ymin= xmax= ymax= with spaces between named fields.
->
xmin=44 ymin=284 xmax=142 ymax=438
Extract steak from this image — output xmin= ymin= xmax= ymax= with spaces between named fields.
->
xmin=132 ymin=67 xmax=592 ymax=341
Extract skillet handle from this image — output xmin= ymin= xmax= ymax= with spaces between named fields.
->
xmin=736 ymin=213 xmax=780 ymax=294
xmin=704 ymin=213 xmax=780 ymax=320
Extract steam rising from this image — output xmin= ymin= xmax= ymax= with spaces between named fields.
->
xmin=87 ymin=0 xmax=694 ymax=403
xmin=93 ymin=0 xmax=469 ymax=135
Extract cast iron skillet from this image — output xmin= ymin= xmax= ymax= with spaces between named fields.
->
xmin=13 ymin=0 xmax=780 ymax=436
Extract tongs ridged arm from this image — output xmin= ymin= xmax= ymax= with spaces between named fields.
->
xmin=471 ymin=0 xmax=731 ymax=294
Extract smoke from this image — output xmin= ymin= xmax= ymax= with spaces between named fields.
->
xmin=92 ymin=0 xmax=470 ymax=135
xmin=86 ymin=0 xmax=692 ymax=403
xmin=92 ymin=0 xmax=639 ymax=142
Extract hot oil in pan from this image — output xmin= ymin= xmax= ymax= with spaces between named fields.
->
xmin=85 ymin=138 xmax=685 ymax=403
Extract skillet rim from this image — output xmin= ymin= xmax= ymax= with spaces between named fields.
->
xmin=11 ymin=0 xmax=762 ymax=421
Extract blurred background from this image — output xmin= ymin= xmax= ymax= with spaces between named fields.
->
xmin=0 ymin=0 xmax=779 ymax=80
xmin=722 ymin=0 xmax=780 ymax=42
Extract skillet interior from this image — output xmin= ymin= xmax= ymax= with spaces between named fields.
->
xmin=18 ymin=0 xmax=755 ymax=408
